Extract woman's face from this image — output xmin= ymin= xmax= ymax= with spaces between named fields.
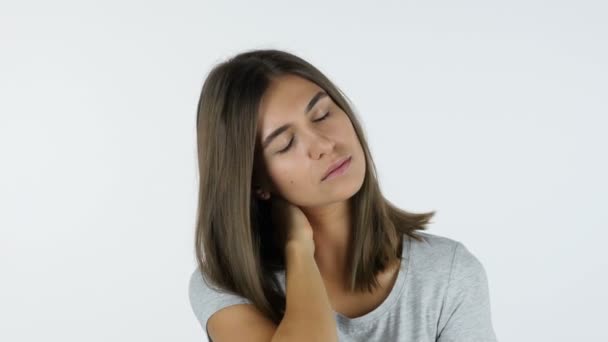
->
xmin=254 ymin=74 xmax=366 ymax=207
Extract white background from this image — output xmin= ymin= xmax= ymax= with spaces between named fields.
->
xmin=1 ymin=1 xmax=606 ymax=341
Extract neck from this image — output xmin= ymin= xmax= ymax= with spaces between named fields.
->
xmin=300 ymin=200 xmax=352 ymax=286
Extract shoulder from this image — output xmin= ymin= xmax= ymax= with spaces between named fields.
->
xmin=408 ymin=231 xmax=489 ymax=285
xmin=415 ymin=232 xmax=498 ymax=340
xmin=188 ymin=267 xmax=253 ymax=334
xmin=408 ymin=231 xmax=462 ymax=265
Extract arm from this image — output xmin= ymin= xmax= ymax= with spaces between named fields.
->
xmin=271 ymin=240 xmax=338 ymax=342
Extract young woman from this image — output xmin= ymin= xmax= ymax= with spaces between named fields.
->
xmin=188 ymin=49 xmax=497 ymax=342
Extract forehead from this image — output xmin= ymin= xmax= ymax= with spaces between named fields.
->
xmin=257 ymin=75 xmax=324 ymax=127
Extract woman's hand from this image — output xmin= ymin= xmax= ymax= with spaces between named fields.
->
xmin=270 ymin=196 xmax=315 ymax=255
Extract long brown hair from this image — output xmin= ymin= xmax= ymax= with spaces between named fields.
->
xmin=194 ymin=48 xmax=436 ymax=324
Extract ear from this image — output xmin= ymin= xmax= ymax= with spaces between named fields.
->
xmin=252 ymin=153 xmax=275 ymax=200
xmin=252 ymin=172 xmax=271 ymax=200
xmin=252 ymin=179 xmax=274 ymax=201
xmin=254 ymin=187 xmax=271 ymax=200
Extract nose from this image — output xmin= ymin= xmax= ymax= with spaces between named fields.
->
xmin=305 ymin=130 xmax=335 ymax=159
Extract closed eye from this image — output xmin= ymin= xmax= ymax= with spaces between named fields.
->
xmin=277 ymin=112 xmax=331 ymax=154
xmin=314 ymin=111 xmax=331 ymax=123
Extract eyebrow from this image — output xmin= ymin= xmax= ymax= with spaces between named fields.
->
xmin=261 ymin=90 xmax=328 ymax=149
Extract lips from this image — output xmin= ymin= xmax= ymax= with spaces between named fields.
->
xmin=322 ymin=155 xmax=351 ymax=181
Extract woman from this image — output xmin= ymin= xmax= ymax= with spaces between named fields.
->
xmin=188 ymin=49 xmax=498 ymax=342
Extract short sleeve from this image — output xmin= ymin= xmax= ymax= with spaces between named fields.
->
xmin=188 ymin=268 xmax=253 ymax=339
xmin=436 ymin=242 xmax=498 ymax=342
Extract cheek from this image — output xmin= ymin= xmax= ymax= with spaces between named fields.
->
xmin=332 ymin=114 xmax=356 ymax=137
xmin=267 ymin=166 xmax=310 ymax=198
xmin=268 ymin=160 xmax=301 ymax=186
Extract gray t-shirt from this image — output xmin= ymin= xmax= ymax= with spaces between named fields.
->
xmin=188 ymin=231 xmax=498 ymax=341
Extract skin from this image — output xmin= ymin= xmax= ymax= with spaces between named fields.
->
xmin=253 ymin=74 xmax=400 ymax=314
